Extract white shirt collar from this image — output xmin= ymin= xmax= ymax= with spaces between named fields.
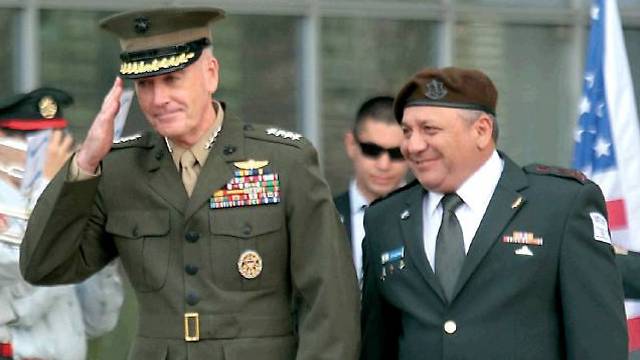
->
xmin=349 ymin=180 xmax=369 ymax=214
xmin=456 ymin=150 xmax=504 ymax=212
xmin=426 ymin=150 xmax=503 ymax=215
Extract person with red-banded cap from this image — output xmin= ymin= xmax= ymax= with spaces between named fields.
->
xmin=0 ymin=87 xmax=123 ymax=360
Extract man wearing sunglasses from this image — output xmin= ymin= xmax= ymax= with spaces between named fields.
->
xmin=335 ymin=96 xmax=408 ymax=288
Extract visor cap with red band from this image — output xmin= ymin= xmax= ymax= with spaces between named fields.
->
xmin=0 ymin=87 xmax=73 ymax=130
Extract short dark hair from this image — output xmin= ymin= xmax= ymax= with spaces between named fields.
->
xmin=353 ymin=96 xmax=395 ymax=135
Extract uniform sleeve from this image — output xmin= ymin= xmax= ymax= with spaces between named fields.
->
xmin=20 ymin=158 xmax=117 ymax=285
xmin=285 ymin=142 xmax=360 ymax=360
xmin=360 ymin=212 xmax=399 ymax=360
xmin=75 ymin=261 xmax=124 ymax=338
xmin=559 ymin=181 xmax=628 ymax=359
xmin=616 ymin=252 xmax=640 ymax=299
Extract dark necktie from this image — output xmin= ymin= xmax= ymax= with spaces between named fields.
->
xmin=435 ymin=193 xmax=465 ymax=301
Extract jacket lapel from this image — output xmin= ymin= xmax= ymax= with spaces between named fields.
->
xmin=184 ymin=118 xmax=246 ymax=220
xmin=399 ymin=184 xmax=447 ymax=302
xmin=450 ymin=154 xmax=528 ymax=299
xmin=144 ymin=134 xmax=188 ymax=214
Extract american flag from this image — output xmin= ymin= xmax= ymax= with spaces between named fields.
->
xmin=573 ymin=0 xmax=640 ymax=354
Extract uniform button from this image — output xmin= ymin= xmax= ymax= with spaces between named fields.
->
xmin=186 ymin=292 xmax=199 ymax=306
xmin=185 ymin=231 xmax=199 ymax=243
xmin=185 ymin=264 xmax=199 ymax=275
xmin=242 ymin=224 xmax=252 ymax=236
xmin=223 ymin=145 xmax=236 ymax=155
xmin=132 ymin=225 xmax=139 ymax=237
xmin=443 ymin=320 xmax=457 ymax=334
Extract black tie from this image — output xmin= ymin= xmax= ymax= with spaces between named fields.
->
xmin=435 ymin=193 xmax=465 ymax=301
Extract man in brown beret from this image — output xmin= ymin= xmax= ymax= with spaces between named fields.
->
xmin=360 ymin=67 xmax=627 ymax=359
xmin=19 ymin=7 xmax=359 ymax=360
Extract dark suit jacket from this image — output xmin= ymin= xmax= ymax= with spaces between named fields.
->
xmin=361 ymin=154 xmax=627 ymax=360
xmin=20 ymin=120 xmax=360 ymax=360
xmin=334 ymin=191 xmax=352 ymax=242
xmin=617 ymin=252 xmax=640 ymax=298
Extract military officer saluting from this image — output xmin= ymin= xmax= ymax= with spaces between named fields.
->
xmin=19 ymin=7 xmax=359 ymax=360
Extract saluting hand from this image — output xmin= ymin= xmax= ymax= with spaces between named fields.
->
xmin=76 ymin=77 xmax=123 ymax=173
xmin=43 ymin=130 xmax=74 ymax=180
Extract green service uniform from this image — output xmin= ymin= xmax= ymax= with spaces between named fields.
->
xmin=360 ymin=154 xmax=627 ymax=360
xmin=20 ymin=118 xmax=360 ymax=359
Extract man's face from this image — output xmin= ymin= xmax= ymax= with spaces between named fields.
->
xmin=400 ymin=106 xmax=493 ymax=193
xmin=345 ymin=119 xmax=408 ymax=202
xmin=134 ymin=52 xmax=219 ymax=145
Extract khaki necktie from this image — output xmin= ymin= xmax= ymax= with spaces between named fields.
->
xmin=180 ymin=150 xmax=198 ymax=196
xmin=434 ymin=193 xmax=465 ymax=301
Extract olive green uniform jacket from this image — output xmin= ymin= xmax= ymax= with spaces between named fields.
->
xmin=20 ymin=119 xmax=360 ymax=360
xmin=360 ymin=154 xmax=627 ymax=360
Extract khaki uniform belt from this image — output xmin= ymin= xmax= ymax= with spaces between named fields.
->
xmin=138 ymin=313 xmax=294 ymax=341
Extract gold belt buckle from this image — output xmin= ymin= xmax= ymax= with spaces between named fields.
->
xmin=184 ymin=312 xmax=200 ymax=342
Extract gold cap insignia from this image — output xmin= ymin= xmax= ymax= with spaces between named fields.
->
xmin=38 ymin=96 xmax=58 ymax=119
xmin=237 ymin=250 xmax=263 ymax=279
xmin=234 ymin=159 xmax=269 ymax=170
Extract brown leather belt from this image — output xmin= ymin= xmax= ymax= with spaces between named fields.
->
xmin=138 ymin=313 xmax=294 ymax=342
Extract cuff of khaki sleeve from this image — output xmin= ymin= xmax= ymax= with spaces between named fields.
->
xmin=68 ymin=153 xmax=101 ymax=181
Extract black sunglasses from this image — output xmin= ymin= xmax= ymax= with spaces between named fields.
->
xmin=355 ymin=136 xmax=404 ymax=161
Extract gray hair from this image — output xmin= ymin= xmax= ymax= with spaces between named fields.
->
xmin=458 ymin=109 xmax=499 ymax=143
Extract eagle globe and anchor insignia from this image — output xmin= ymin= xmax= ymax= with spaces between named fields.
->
xmin=238 ymin=250 xmax=263 ymax=279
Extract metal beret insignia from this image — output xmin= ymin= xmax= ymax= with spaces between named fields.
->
xmin=425 ymin=79 xmax=447 ymax=100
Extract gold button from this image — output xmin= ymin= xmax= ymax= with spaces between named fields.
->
xmin=443 ymin=320 xmax=457 ymax=334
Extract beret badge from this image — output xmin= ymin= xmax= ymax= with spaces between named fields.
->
xmin=133 ymin=16 xmax=150 ymax=34
xmin=38 ymin=96 xmax=57 ymax=119
xmin=425 ymin=79 xmax=447 ymax=100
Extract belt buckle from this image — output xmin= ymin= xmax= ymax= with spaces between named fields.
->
xmin=184 ymin=312 xmax=200 ymax=342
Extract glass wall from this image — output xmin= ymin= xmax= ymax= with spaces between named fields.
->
xmin=0 ymin=9 xmax=16 ymax=99
xmin=321 ymin=17 xmax=438 ymax=194
xmin=455 ymin=22 xmax=576 ymax=167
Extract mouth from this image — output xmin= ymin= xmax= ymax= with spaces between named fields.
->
xmin=154 ymin=110 xmax=182 ymax=122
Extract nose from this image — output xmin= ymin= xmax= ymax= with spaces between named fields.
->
xmin=151 ymin=83 xmax=170 ymax=107
xmin=403 ymin=132 xmax=427 ymax=156
xmin=375 ymin=152 xmax=392 ymax=170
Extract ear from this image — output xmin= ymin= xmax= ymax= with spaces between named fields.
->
xmin=202 ymin=52 xmax=220 ymax=94
xmin=344 ymin=132 xmax=358 ymax=160
xmin=473 ymin=114 xmax=494 ymax=149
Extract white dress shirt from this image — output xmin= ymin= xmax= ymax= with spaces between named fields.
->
xmin=349 ymin=180 xmax=369 ymax=286
xmin=422 ymin=150 xmax=504 ymax=272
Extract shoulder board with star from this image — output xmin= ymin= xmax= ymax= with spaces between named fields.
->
xmin=242 ymin=123 xmax=307 ymax=148
xmin=111 ymin=133 xmax=148 ymax=149
xmin=523 ymin=164 xmax=587 ymax=184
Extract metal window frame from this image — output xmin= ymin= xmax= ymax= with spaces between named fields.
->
xmin=4 ymin=0 xmax=640 ymax=145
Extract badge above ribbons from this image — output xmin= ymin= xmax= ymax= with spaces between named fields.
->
xmin=210 ymin=160 xmax=281 ymax=209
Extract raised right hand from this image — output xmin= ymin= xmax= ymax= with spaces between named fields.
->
xmin=75 ymin=77 xmax=123 ymax=173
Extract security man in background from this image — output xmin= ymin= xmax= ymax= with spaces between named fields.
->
xmin=334 ymin=96 xmax=408 ymax=287
xmin=20 ymin=7 xmax=359 ymax=360
xmin=360 ymin=67 xmax=627 ymax=359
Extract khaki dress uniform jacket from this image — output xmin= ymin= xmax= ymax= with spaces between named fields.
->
xmin=20 ymin=118 xmax=360 ymax=360
xmin=360 ymin=154 xmax=627 ymax=360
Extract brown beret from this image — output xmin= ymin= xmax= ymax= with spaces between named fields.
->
xmin=100 ymin=7 xmax=225 ymax=79
xmin=393 ymin=67 xmax=497 ymax=122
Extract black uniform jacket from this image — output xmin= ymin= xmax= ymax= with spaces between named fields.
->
xmin=360 ymin=154 xmax=627 ymax=360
